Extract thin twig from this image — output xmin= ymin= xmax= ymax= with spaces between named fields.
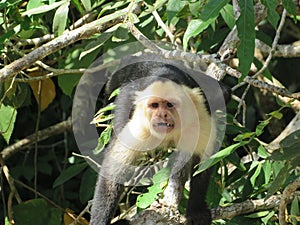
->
xmin=0 ymin=155 xmax=22 ymax=224
xmin=152 ymin=10 xmax=175 ymax=42
xmin=254 ymin=8 xmax=287 ymax=78
xmin=14 ymin=179 xmax=63 ymax=210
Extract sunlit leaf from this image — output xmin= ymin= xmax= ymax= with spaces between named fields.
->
xmin=22 ymin=1 xmax=65 ymax=16
xmin=53 ymin=1 xmax=70 ymax=36
xmin=0 ymin=104 xmax=17 ymax=144
xmin=183 ymin=17 xmax=215 ymax=50
xmin=220 ymin=4 xmax=235 ymax=29
xmin=81 ymin=0 xmax=91 ymax=11
xmin=195 ymin=143 xmax=242 ymax=175
xmin=255 ymin=120 xmax=270 ymax=136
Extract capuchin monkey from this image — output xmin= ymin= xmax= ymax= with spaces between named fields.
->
xmin=90 ymin=60 xmax=230 ymax=225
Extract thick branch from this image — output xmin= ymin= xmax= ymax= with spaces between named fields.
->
xmin=0 ymin=9 xmax=129 ymax=82
xmin=127 ymin=22 xmax=298 ymax=100
xmin=0 ymin=118 xmax=71 ymax=160
xmin=257 ymin=40 xmax=300 ymax=58
xmin=268 ymin=111 xmax=300 ymax=151
xmin=131 ymin=192 xmax=300 ymax=224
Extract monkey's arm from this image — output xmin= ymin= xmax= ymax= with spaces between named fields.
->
xmin=90 ymin=170 xmax=124 ymax=225
xmin=90 ymin=139 xmax=140 ymax=225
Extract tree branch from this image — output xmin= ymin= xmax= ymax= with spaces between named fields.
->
xmin=279 ymin=177 xmax=300 ymax=225
xmin=0 ymin=4 xmax=139 ymax=82
xmin=0 ymin=118 xmax=71 ymax=161
xmin=130 ymin=192 xmax=300 ymax=224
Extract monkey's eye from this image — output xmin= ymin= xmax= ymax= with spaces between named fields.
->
xmin=150 ymin=102 xmax=159 ymax=108
xmin=167 ymin=102 xmax=174 ymax=108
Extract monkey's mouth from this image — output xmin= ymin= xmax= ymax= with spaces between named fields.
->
xmin=152 ymin=121 xmax=175 ymax=133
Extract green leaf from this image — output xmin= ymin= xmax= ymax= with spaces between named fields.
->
xmin=220 ymin=4 xmax=235 ymax=29
xmin=26 ymin=0 xmax=46 ymax=10
xmin=236 ymin=0 xmax=255 ymax=79
xmin=280 ymin=130 xmax=300 ymax=149
xmin=81 ymin=0 xmax=91 ymax=11
xmin=233 ymin=131 xmax=255 ymax=142
xmin=112 ymin=24 xmax=129 ymax=42
xmin=261 ymin=0 xmax=280 ymax=28
xmin=257 ymin=145 xmax=270 ymax=159
xmin=269 ymin=111 xmax=283 ymax=120
xmin=22 ymin=1 xmax=65 ymax=16
xmin=136 ymin=183 xmax=162 ymax=209
xmin=291 ymin=196 xmax=299 ymax=225
xmin=196 ymin=143 xmax=242 ymax=175
xmin=53 ymin=1 xmax=70 ymax=36
xmin=266 ymin=164 xmax=290 ymax=198
xmin=183 ymin=17 xmax=215 ymax=50
xmin=79 ymin=168 xmax=97 ymax=203
xmin=189 ymin=1 xmax=201 ymax=17
xmin=271 ymin=130 xmax=300 ymax=161
xmin=80 ymin=31 xmax=113 ymax=59
xmin=167 ymin=0 xmax=186 ymax=23
xmin=5 ymin=217 xmax=10 ymax=225
xmin=282 ymin=0 xmax=297 ymax=16
xmin=263 ymin=160 xmax=272 ymax=184
xmin=0 ymin=104 xmax=17 ymax=144
xmin=53 ymin=163 xmax=87 ymax=188
xmin=13 ymin=199 xmax=61 ymax=225
xmin=152 ymin=167 xmax=170 ymax=184
xmin=250 ymin=162 xmax=262 ymax=186
xmin=200 ymin=0 xmax=230 ymax=21
xmin=255 ymin=120 xmax=270 ymax=136
xmin=99 ymin=1 xmax=129 ymax=17
xmin=246 ymin=211 xmax=270 ymax=218
xmin=94 ymin=126 xmax=112 ymax=154
xmin=261 ymin=211 xmax=275 ymax=224
xmin=136 ymin=168 xmax=169 ymax=209
xmin=71 ymin=0 xmax=85 ymax=14
xmin=58 ymin=45 xmax=99 ymax=96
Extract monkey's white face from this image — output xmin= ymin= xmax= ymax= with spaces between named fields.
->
xmin=146 ymin=97 xmax=178 ymax=134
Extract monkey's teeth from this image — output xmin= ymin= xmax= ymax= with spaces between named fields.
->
xmin=157 ymin=122 xmax=174 ymax=127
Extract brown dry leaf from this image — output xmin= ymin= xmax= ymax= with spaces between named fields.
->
xmin=64 ymin=208 xmax=89 ymax=225
xmin=28 ymin=68 xmax=56 ymax=111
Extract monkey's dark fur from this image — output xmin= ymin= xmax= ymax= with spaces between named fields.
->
xmin=90 ymin=60 xmax=230 ymax=225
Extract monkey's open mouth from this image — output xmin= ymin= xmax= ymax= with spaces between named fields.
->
xmin=153 ymin=121 xmax=175 ymax=133
xmin=157 ymin=122 xmax=174 ymax=128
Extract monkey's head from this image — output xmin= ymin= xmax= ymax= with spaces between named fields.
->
xmin=146 ymin=96 xmax=177 ymax=134
xmin=134 ymin=80 xmax=192 ymax=139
